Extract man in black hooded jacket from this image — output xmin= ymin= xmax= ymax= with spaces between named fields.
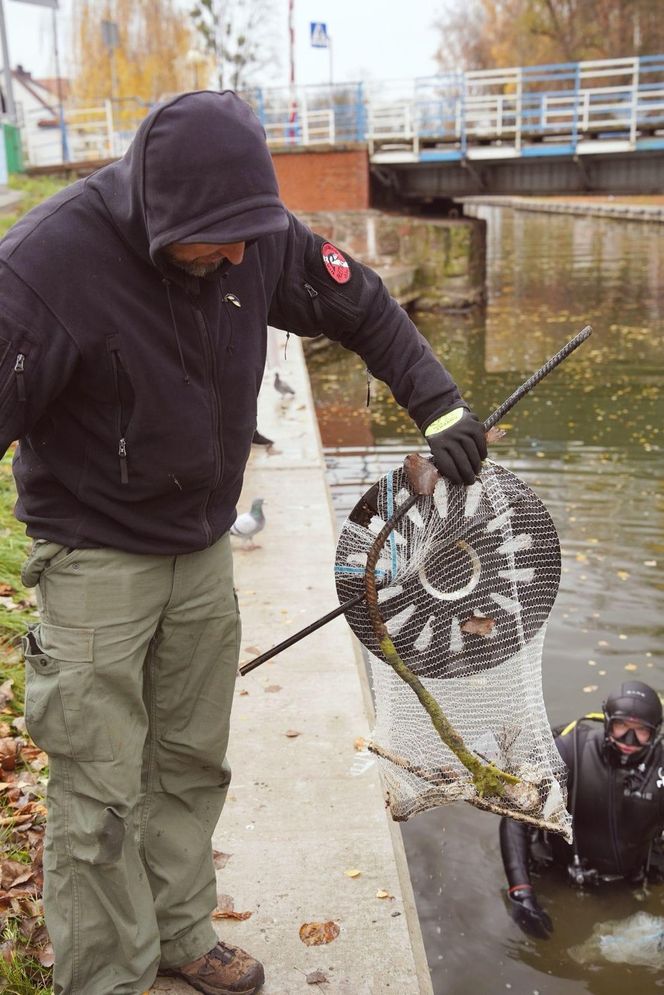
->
xmin=0 ymin=91 xmax=486 ymax=995
xmin=500 ymin=681 xmax=664 ymax=940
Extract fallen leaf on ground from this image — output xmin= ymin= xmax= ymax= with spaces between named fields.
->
xmin=625 ymin=663 xmax=638 ymax=671
xmin=299 ymin=921 xmax=340 ymax=946
xmin=285 ymin=730 xmax=301 ymax=738
xmin=212 ymin=850 xmax=231 ymax=869
xmin=583 ymin=685 xmax=599 ymax=693
xmin=354 ymin=737 xmax=366 ymax=751
xmin=0 ymin=738 xmax=22 ymax=770
xmin=212 ymin=893 xmax=252 ymax=920
xmin=264 ymin=685 xmax=282 ymax=693
xmin=344 ymin=869 xmax=361 ymax=878
xmin=376 ymin=890 xmax=394 ymax=900
xmin=0 ymin=681 xmax=14 ymax=709
xmin=238 ymin=689 xmax=249 ymax=696
xmin=243 ymin=646 xmax=261 ymax=655
xmin=0 ymin=583 xmax=15 ymax=596
xmin=212 ymin=907 xmax=252 ymax=921
xmin=306 ymin=969 xmax=328 ymax=984
xmin=616 ymin=570 xmax=630 ymax=580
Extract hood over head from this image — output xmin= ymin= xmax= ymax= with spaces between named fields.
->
xmin=88 ymin=90 xmax=288 ymax=270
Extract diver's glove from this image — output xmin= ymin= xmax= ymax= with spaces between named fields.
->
xmin=424 ymin=406 xmax=487 ymax=486
xmin=507 ymin=885 xmax=553 ymax=939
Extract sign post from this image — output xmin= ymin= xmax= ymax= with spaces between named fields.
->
xmin=310 ymin=21 xmax=333 ymax=85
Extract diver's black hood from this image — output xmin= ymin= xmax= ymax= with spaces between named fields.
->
xmin=88 ymin=90 xmax=288 ymax=271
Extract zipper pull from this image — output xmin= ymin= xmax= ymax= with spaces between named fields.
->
xmin=366 ymin=367 xmax=372 ymax=408
xmin=15 ymin=353 xmax=26 ymax=401
xmin=223 ymin=293 xmax=241 ymax=308
xmin=118 ymin=438 xmax=128 ymax=484
xmin=304 ymin=282 xmax=324 ymax=327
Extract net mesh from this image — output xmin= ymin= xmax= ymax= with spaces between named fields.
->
xmin=335 ymin=458 xmax=572 ymax=841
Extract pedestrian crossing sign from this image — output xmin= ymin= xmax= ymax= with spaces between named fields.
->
xmin=310 ymin=22 xmax=329 ymax=48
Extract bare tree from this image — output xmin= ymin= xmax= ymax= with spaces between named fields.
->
xmin=189 ymin=0 xmax=279 ymax=92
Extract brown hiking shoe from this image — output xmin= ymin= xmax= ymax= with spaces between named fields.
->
xmin=163 ymin=941 xmax=265 ymax=995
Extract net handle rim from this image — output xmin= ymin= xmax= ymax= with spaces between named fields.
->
xmin=239 ymin=324 xmax=592 ymax=676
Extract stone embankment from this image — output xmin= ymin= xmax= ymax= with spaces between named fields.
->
xmin=301 ymin=209 xmax=486 ymax=311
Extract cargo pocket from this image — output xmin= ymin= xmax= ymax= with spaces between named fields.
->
xmin=23 ymin=623 xmax=113 ymax=762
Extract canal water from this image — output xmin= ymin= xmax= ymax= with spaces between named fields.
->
xmin=305 ymin=206 xmax=664 ymax=995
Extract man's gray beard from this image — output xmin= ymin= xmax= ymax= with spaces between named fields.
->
xmin=171 ymin=258 xmax=222 ymax=278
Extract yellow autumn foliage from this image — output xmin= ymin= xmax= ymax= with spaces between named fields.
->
xmin=71 ymin=0 xmax=203 ymax=127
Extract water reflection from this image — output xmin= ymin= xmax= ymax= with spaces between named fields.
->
xmin=305 ymin=206 xmax=664 ymax=995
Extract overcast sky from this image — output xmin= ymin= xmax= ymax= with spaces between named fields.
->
xmin=1 ymin=0 xmax=446 ymax=87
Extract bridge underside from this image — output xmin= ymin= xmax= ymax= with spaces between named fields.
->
xmin=372 ymin=150 xmax=664 ymax=204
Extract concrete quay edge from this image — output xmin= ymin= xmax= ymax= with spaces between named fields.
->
xmin=150 ymin=331 xmax=433 ymax=995
xmin=462 ymin=194 xmax=664 ymax=223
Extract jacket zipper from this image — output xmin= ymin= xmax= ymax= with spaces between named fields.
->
xmin=192 ymin=304 xmax=223 ymax=545
xmin=222 ymin=292 xmax=241 ymax=354
xmin=14 ymin=354 xmax=26 ymax=402
xmin=304 ymin=280 xmax=359 ymax=322
xmin=0 ymin=350 xmax=29 ymax=412
xmin=109 ymin=345 xmax=129 ymax=485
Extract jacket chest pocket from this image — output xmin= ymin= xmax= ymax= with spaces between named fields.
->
xmin=23 ymin=623 xmax=114 ymax=763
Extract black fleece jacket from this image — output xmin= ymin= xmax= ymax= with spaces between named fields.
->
xmin=0 ymin=90 xmax=462 ymax=554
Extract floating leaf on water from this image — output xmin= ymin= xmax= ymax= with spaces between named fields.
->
xmin=625 ymin=663 xmax=638 ymax=672
xmin=583 ymin=685 xmax=599 ymax=693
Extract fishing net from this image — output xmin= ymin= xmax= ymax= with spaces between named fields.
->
xmin=335 ymin=457 xmax=572 ymax=841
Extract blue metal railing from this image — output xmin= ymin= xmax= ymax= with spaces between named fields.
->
xmin=244 ymin=54 xmax=664 ymax=160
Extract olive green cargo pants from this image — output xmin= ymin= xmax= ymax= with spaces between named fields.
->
xmin=21 ymin=536 xmax=240 ymax=995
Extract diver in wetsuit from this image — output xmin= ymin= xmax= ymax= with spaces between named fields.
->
xmin=500 ymin=680 xmax=664 ymax=938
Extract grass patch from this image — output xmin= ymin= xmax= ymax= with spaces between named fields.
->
xmin=0 ymin=175 xmax=72 ymax=238
xmin=0 ymin=463 xmax=50 ymax=994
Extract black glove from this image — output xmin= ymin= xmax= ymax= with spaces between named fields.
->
xmin=507 ymin=886 xmax=553 ymax=939
xmin=424 ymin=406 xmax=487 ymax=486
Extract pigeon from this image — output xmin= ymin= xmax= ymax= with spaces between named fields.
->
xmin=230 ymin=498 xmax=265 ymax=550
xmin=274 ymin=372 xmax=295 ymax=400
xmin=252 ymin=429 xmax=274 ymax=450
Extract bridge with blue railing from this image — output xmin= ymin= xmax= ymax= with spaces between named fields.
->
xmin=247 ymin=55 xmax=664 ymax=198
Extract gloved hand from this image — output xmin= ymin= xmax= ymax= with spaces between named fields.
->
xmin=424 ymin=406 xmax=487 ymax=486
xmin=507 ymin=886 xmax=553 ymax=939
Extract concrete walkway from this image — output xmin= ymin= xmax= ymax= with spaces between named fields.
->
xmin=150 ymin=331 xmax=432 ymax=995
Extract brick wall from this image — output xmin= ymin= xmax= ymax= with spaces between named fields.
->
xmin=271 ymin=146 xmax=369 ymax=212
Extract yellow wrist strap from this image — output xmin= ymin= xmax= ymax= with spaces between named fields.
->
xmin=424 ymin=407 xmax=465 ymax=437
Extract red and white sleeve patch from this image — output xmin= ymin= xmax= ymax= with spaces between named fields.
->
xmin=321 ymin=242 xmax=351 ymax=284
